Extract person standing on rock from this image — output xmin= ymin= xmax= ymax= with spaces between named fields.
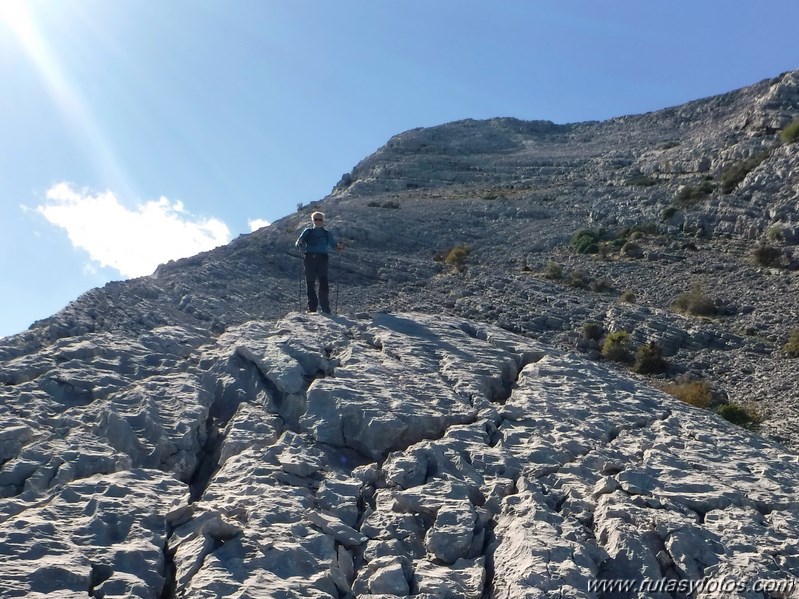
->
xmin=295 ymin=211 xmax=344 ymax=313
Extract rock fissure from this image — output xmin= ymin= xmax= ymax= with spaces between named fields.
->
xmin=5 ymin=310 xmax=799 ymax=596
xmin=158 ymin=536 xmax=178 ymax=599
xmin=5 ymin=70 xmax=799 ymax=594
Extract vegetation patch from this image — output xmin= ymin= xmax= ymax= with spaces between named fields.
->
xmin=566 ymin=270 xmax=589 ymax=289
xmin=674 ymin=179 xmax=716 ymax=208
xmin=632 ymin=342 xmax=669 ymax=375
xmin=610 ymin=223 xmax=661 ymax=254
xmin=582 ymin=322 xmax=604 ymax=342
xmin=673 ymin=284 xmax=719 ymax=317
xmin=752 ymin=244 xmax=785 ymax=268
xmin=543 ymin=261 xmax=563 ymax=280
xmin=784 ymin=329 xmax=799 ymax=357
xmin=780 ymin=119 xmax=799 ymax=144
xmin=719 ymin=152 xmax=769 ymax=194
xmin=620 ymin=241 xmax=644 ymax=259
xmin=766 ymin=224 xmax=784 ymax=242
xmin=661 ymin=380 xmax=713 ymax=409
xmin=367 ymin=200 xmax=400 ymax=209
xmin=601 ymin=331 xmax=631 ymax=363
xmin=660 ymin=206 xmax=679 ymax=221
xmin=625 ymin=175 xmax=658 ymax=187
xmin=717 ymin=403 xmax=762 ymax=429
xmin=443 ymin=245 xmax=472 ymax=270
xmin=591 ymin=278 xmax=613 ymax=293
xmin=570 ymin=229 xmax=606 ymax=254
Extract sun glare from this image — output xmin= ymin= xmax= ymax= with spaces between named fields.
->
xmin=0 ymin=1 xmax=38 ymax=49
xmin=1 ymin=0 xmax=137 ymax=202
xmin=0 ymin=0 xmax=75 ymax=108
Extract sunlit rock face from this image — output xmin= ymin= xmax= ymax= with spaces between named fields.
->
xmin=2 ymin=70 xmax=799 ymax=597
xmin=2 ymin=311 xmax=798 ymax=597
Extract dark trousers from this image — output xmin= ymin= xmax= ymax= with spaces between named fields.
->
xmin=304 ymin=253 xmax=330 ymax=312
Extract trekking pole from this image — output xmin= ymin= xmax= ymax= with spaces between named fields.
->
xmin=297 ymin=246 xmax=305 ymax=313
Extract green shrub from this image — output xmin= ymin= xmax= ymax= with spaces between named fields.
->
xmin=543 ymin=261 xmax=563 ymax=280
xmin=784 ymin=329 xmax=799 ymax=357
xmin=444 ymin=245 xmax=471 ymax=269
xmin=752 ymin=244 xmax=785 ymax=268
xmin=632 ymin=342 xmax=669 ymax=375
xmin=766 ymin=225 xmax=784 ymax=242
xmin=661 ymin=380 xmax=713 ymax=409
xmin=720 ymin=153 xmax=769 ymax=194
xmin=570 ymin=229 xmax=604 ymax=254
xmin=602 ymin=331 xmax=631 ymax=363
xmin=660 ymin=206 xmax=678 ymax=221
xmin=631 ymin=222 xmax=659 ymax=236
xmin=620 ymin=241 xmax=643 ymax=259
xmin=583 ymin=322 xmax=604 ymax=342
xmin=567 ymin=270 xmax=589 ymax=289
xmin=626 ymin=175 xmax=657 ymax=187
xmin=717 ymin=403 xmax=761 ymax=428
xmin=610 ymin=237 xmax=628 ymax=249
xmin=675 ymin=180 xmax=715 ymax=208
xmin=591 ymin=278 xmax=612 ymax=293
xmin=673 ymin=284 xmax=718 ymax=317
xmin=620 ymin=289 xmax=636 ymax=303
xmin=780 ymin=119 xmax=799 ymax=144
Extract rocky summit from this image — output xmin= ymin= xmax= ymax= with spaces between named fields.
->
xmin=2 ymin=70 xmax=799 ymax=597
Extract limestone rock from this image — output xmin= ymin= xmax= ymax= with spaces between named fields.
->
xmin=2 ymin=311 xmax=799 ymax=597
xmin=3 ymin=70 xmax=799 ymax=597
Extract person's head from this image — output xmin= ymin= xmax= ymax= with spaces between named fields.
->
xmin=311 ymin=211 xmax=325 ymax=227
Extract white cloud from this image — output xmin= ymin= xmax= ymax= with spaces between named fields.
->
xmin=36 ymin=183 xmax=231 ymax=277
xmin=248 ymin=218 xmax=270 ymax=232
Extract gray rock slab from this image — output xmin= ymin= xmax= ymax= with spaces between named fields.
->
xmin=3 ymin=311 xmax=799 ymax=597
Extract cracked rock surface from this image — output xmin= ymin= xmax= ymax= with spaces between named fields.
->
xmin=5 ymin=70 xmax=799 ymax=453
xmin=1 ymin=311 xmax=798 ymax=597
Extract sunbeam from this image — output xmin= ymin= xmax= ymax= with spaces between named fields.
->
xmin=1 ymin=0 xmax=137 ymax=200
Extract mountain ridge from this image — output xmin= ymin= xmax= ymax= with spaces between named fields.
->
xmin=1 ymin=68 xmax=799 ymax=597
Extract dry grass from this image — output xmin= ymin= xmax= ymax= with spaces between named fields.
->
xmin=660 ymin=380 xmax=713 ymax=409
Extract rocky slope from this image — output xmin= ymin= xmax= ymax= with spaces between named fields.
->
xmin=2 ymin=312 xmax=799 ymax=597
xmin=2 ymin=69 xmax=799 ymax=597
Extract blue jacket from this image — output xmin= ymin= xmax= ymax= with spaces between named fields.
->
xmin=296 ymin=226 xmax=337 ymax=254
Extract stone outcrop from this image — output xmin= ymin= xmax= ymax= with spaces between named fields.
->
xmin=3 ymin=68 xmax=799 ymax=597
xmin=5 ymin=71 xmax=796 ymax=449
xmin=2 ymin=312 xmax=799 ymax=597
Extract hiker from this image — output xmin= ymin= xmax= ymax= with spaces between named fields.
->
xmin=295 ymin=211 xmax=344 ymax=313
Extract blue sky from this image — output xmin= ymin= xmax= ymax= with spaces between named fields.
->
xmin=2 ymin=0 xmax=798 ymax=339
